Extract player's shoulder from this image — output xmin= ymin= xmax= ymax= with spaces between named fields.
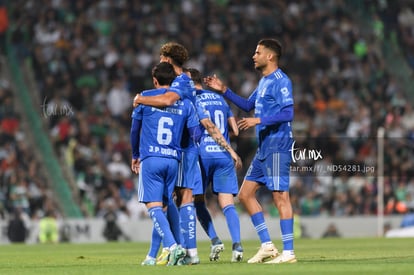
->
xmin=196 ymin=89 xmax=223 ymax=99
xmin=173 ymin=73 xmax=190 ymax=84
xmin=180 ymin=98 xmax=196 ymax=114
xmin=181 ymin=97 xmax=193 ymax=105
xmin=272 ymin=68 xmax=291 ymax=80
xmin=270 ymin=69 xmax=292 ymax=86
xmin=142 ymin=88 xmax=167 ymax=96
xmin=171 ymin=73 xmax=193 ymax=92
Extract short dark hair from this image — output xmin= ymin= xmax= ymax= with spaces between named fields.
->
xmin=160 ymin=42 xmax=189 ymax=67
xmin=185 ymin=68 xmax=202 ymax=85
xmin=258 ymin=38 xmax=282 ymax=60
xmin=152 ymin=62 xmax=176 ymax=86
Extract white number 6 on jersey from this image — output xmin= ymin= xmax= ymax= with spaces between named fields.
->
xmin=157 ymin=117 xmax=173 ymax=145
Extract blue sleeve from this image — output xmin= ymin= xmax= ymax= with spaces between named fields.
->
xmin=188 ymin=125 xmax=202 ymax=144
xmin=223 ymin=88 xmax=255 ymax=112
xmin=130 ymin=118 xmax=141 ymax=159
xmin=168 ymin=74 xmax=190 ymax=100
xmin=260 ymin=105 xmax=294 ymax=125
xmin=131 ymin=106 xmax=143 ymax=120
xmin=186 ymin=100 xmax=201 ymax=128
xmin=195 ymin=96 xmax=209 ymax=120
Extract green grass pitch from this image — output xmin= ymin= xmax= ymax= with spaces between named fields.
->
xmin=1 ymin=238 xmax=414 ymax=274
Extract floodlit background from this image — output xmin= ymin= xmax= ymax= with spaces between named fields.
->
xmin=0 ymin=0 xmax=413 ymax=243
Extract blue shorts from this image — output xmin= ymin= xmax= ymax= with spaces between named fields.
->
xmin=245 ymin=152 xmax=291 ymax=191
xmin=137 ymin=157 xmax=179 ymax=204
xmin=199 ymin=157 xmax=238 ymax=195
xmin=176 ymin=150 xmax=203 ymax=195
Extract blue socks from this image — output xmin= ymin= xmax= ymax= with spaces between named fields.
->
xmin=223 ymin=204 xmax=241 ymax=244
xmin=148 ymin=206 xmax=175 ymax=249
xmin=280 ymin=218 xmax=294 ymax=250
xmin=251 ymin=212 xmax=271 ymax=243
xmin=167 ymin=200 xmax=183 ymax=245
xmin=147 ymin=202 xmax=183 ymax=258
xmin=148 ymin=226 xmax=161 ymax=258
xmin=179 ymin=202 xmax=197 ymax=249
xmin=195 ymin=201 xmax=218 ymax=241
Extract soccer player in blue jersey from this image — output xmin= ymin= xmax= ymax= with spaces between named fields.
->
xmin=187 ymin=68 xmax=244 ymax=262
xmin=133 ymin=42 xmax=242 ymax=264
xmin=130 ymin=62 xmax=201 ymax=266
xmin=204 ymin=38 xmax=297 ymax=264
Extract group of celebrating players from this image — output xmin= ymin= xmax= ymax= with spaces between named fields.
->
xmin=131 ymin=39 xmax=297 ymax=266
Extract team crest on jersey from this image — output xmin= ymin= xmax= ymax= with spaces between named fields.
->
xmin=189 ymin=80 xmax=195 ymax=88
xmin=171 ymin=82 xmax=179 ymax=88
xmin=281 ymin=87 xmax=289 ymax=97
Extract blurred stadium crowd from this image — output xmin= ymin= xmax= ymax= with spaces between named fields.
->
xmin=1 ymin=0 xmax=414 ymax=223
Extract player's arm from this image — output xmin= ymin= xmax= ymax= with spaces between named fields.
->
xmin=130 ymin=118 xmax=141 ymax=174
xmin=186 ymin=100 xmax=203 ymax=145
xmin=261 ymin=105 xmax=293 ymax=125
xmin=228 ymin=117 xmax=239 ymax=136
xmin=204 ymin=74 xmax=255 ymax=112
xmin=238 ymin=105 xmax=293 ymax=131
xmin=199 ymin=118 xmax=242 ymax=170
xmin=133 ymin=91 xmax=180 ymax=108
xmin=227 ymin=107 xmax=239 ymax=136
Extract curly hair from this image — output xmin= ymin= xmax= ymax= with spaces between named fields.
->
xmin=159 ymin=42 xmax=189 ymax=67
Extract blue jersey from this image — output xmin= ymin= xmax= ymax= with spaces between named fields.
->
xmin=168 ymin=73 xmax=208 ymax=153
xmin=169 ymin=73 xmax=197 ymax=104
xmin=250 ymin=68 xmax=294 ymax=159
xmin=196 ymin=89 xmax=234 ymax=159
xmin=131 ymin=87 xmax=199 ymax=161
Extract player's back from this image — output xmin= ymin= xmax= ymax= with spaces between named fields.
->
xmin=170 ymin=72 xmax=204 ymax=152
xmin=132 ymin=88 xmax=195 ymax=161
xmin=170 ymin=73 xmax=197 ymax=104
xmin=196 ymin=89 xmax=233 ymax=159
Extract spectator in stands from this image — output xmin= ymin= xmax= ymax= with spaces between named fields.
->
xmin=0 ymin=0 xmax=8 ymax=55
xmin=106 ymin=77 xmax=131 ymax=119
xmin=4 ymin=0 xmax=413 ymax=220
xmin=102 ymin=199 xmax=129 ymax=241
xmin=322 ymin=223 xmax=341 ymax=238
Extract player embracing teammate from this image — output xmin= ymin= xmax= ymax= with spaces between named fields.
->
xmin=132 ymin=38 xmax=297 ymax=265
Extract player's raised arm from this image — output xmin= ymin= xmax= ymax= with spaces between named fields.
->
xmin=204 ymin=74 xmax=255 ymax=112
xmin=133 ymin=91 xmax=180 ymax=108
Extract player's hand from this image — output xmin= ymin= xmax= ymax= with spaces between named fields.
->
xmin=230 ymin=151 xmax=243 ymax=170
xmin=203 ymin=74 xmax=226 ymax=93
xmin=133 ymin=93 xmax=140 ymax=108
xmin=237 ymin=117 xmax=260 ymax=131
xmin=131 ymin=158 xmax=140 ymax=174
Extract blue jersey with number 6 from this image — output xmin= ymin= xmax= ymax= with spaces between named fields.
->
xmin=131 ymin=87 xmax=199 ymax=161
